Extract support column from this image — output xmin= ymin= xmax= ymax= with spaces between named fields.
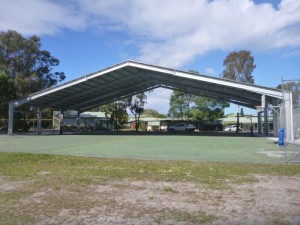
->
xmin=289 ymin=92 xmax=294 ymax=142
xmin=272 ymin=99 xmax=279 ymax=138
xmin=283 ymin=92 xmax=294 ymax=142
xmin=261 ymin=94 xmax=266 ymax=108
xmin=261 ymin=94 xmax=269 ymax=136
xmin=273 ymin=109 xmax=278 ymax=137
xmin=258 ymin=111 xmax=261 ymax=134
xmin=264 ymin=106 xmax=269 ymax=136
xmin=8 ymin=101 xmax=14 ymax=136
xmin=76 ymin=111 xmax=80 ymax=133
xmin=59 ymin=110 xmax=64 ymax=135
xmin=37 ymin=107 xmax=42 ymax=135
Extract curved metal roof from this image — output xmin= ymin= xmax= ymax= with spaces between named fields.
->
xmin=12 ymin=60 xmax=283 ymax=111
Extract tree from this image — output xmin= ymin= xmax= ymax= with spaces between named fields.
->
xmin=169 ymin=70 xmax=229 ymax=122
xmin=0 ymin=30 xmax=66 ymax=130
xmin=0 ymin=72 xmax=14 ymax=127
xmin=113 ymin=101 xmax=129 ymax=131
xmin=97 ymin=101 xmax=128 ymax=130
xmin=169 ymin=91 xmax=229 ymax=122
xmin=169 ymin=90 xmax=193 ymax=119
xmin=222 ymin=50 xmax=256 ymax=133
xmin=143 ymin=109 xmax=167 ymax=118
xmin=192 ymin=96 xmax=229 ymax=122
xmin=0 ymin=30 xmax=65 ymax=97
xmin=222 ymin=50 xmax=255 ymax=84
xmin=127 ymin=93 xmax=147 ymax=132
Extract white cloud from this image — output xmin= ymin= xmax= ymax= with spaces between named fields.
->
xmin=0 ymin=0 xmax=86 ymax=35
xmin=1 ymin=0 xmax=299 ymax=64
xmin=77 ymin=0 xmax=300 ymax=67
xmin=204 ymin=68 xmax=216 ymax=76
xmin=145 ymin=88 xmax=172 ymax=115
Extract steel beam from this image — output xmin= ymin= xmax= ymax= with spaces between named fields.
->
xmin=264 ymin=106 xmax=269 ymax=136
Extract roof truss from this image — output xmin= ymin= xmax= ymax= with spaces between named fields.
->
xmin=12 ymin=60 xmax=283 ymax=111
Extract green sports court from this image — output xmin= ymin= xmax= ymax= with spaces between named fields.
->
xmin=4 ymin=62 xmax=299 ymax=163
xmin=1 ymin=134 xmax=299 ymax=163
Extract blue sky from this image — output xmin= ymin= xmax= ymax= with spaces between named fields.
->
xmin=1 ymin=0 xmax=299 ymax=115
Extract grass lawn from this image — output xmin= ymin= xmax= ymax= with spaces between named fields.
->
xmin=1 ymin=135 xmax=299 ymax=224
xmin=1 ymin=152 xmax=300 ymax=187
xmin=0 ymin=152 xmax=300 ymax=224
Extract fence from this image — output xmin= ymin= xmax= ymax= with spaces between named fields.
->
xmin=281 ymin=79 xmax=300 ymax=141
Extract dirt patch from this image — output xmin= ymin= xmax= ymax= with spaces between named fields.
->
xmin=1 ymin=175 xmax=300 ymax=224
xmin=257 ymin=150 xmax=286 ymax=158
xmin=0 ymin=176 xmax=33 ymax=192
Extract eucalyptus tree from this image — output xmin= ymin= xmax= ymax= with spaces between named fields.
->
xmin=0 ymin=30 xmax=65 ymax=130
xmin=222 ymin=50 xmax=256 ymax=132
xmin=169 ymin=90 xmax=193 ymax=119
xmin=97 ymin=101 xmax=128 ymax=130
xmin=127 ymin=93 xmax=147 ymax=132
xmin=222 ymin=50 xmax=255 ymax=84
xmin=169 ymin=69 xmax=229 ymax=123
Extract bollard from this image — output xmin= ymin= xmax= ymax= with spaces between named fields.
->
xmin=278 ymin=128 xmax=284 ymax=146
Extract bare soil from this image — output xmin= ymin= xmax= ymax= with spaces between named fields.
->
xmin=1 ymin=175 xmax=300 ymax=225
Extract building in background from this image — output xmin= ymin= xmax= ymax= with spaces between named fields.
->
xmin=53 ymin=111 xmax=112 ymax=131
xmin=126 ymin=114 xmax=274 ymax=134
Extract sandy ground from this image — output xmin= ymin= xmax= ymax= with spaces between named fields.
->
xmin=1 ymin=175 xmax=300 ymax=225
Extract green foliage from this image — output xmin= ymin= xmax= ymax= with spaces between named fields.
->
xmin=0 ymin=72 xmax=14 ymax=125
xmin=222 ymin=50 xmax=255 ymax=133
xmin=192 ymin=96 xmax=229 ymax=122
xmin=169 ymin=70 xmax=229 ymax=121
xmin=222 ymin=50 xmax=255 ymax=84
xmin=138 ymin=122 xmax=146 ymax=131
xmin=169 ymin=90 xmax=194 ymax=119
xmin=0 ymin=30 xmax=65 ymax=130
xmin=94 ymin=103 xmax=113 ymax=115
xmin=127 ymin=93 xmax=147 ymax=131
xmin=226 ymin=113 xmax=236 ymax=118
xmin=97 ymin=101 xmax=128 ymax=129
xmin=0 ymin=30 xmax=65 ymax=97
xmin=143 ymin=109 xmax=167 ymax=118
xmin=169 ymin=67 xmax=229 ymax=123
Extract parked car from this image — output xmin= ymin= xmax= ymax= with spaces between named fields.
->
xmin=168 ymin=123 xmax=196 ymax=132
xmin=224 ymin=125 xmax=242 ymax=132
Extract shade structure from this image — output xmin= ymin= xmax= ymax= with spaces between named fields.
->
xmin=8 ymin=60 xmax=293 ymax=141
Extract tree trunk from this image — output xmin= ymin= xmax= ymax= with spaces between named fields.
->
xmin=135 ymin=115 xmax=139 ymax=132
xmin=236 ymin=112 xmax=239 ymax=134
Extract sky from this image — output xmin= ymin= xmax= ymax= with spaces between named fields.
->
xmin=0 ymin=0 xmax=299 ymax=115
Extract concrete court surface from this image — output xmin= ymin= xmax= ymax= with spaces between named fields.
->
xmin=0 ymin=134 xmax=299 ymax=163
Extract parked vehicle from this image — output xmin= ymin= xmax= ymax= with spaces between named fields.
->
xmin=168 ymin=123 xmax=196 ymax=132
xmin=224 ymin=125 xmax=242 ymax=132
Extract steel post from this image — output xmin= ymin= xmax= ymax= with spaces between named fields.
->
xmin=8 ymin=101 xmax=14 ymax=136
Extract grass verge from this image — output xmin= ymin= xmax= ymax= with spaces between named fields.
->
xmin=1 ymin=152 xmax=300 ymax=188
xmin=1 ymin=152 xmax=300 ymax=224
